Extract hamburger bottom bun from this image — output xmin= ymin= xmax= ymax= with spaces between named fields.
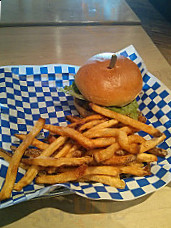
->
xmin=75 ymin=54 xmax=143 ymax=107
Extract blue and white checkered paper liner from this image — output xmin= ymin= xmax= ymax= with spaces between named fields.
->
xmin=0 ymin=45 xmax=170 ymax=209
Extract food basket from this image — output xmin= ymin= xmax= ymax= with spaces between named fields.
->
xmin=0 ymin=45 xmax=170 ymax=209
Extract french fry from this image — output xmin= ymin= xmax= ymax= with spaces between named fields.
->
xmin=68 ymin=114 xmax=105 ymax=128
xmin=90 ymin=103 xmax=162 ymax=137
xmin=78 ymin=119 xmax=106 ymax=132
xmin=0 ymin=118 xmax=45 ymax=201
xmin=126 ymin=162 xmax=144 ymax=168
xmin=93 ymin=143 xmax=120 ymax=162
xmin=128 ymin=135 xmax=146 ymax=144
xmin=118 ymin=130 xmax=139 ymax=154
xmin=15 ymin=134 xmax=48 ymax=150
xmin=68 ymin=150 xmax=83 ymax=158
xmin=0 ymin=106 xmax=168 ymax=200
xmin=84 ymin=166 xmax=120 ymax=177
xmin=47 ymin=134 xmax=57 ymax=144
xmin=102 ymin=154 xmax=136 ymax=166
xmin=0 ymin=148 xmax=29 ymax=170
xmin=115 ymin=149 xmax=127 ymax=156
xmin=83 ymin=127 xmax=119 ymax=138
xmin=66 ymin=115 xmax=82 ymax=123
xmin=0 ymin=148 xmax=13 ymax=164
xmin=85 ymin=148 xmax=101 ymax=156
xmin=120 ymin=163 xmax=151 ymax=176
xmin=148 ymin=147 xmax=168 ymax=157
xmin=59 ymin=166 xmax=120 ymax=176
xmin=74 ymin=114 xmax=105 ymax=123
xmin=86 ymin=128 xmax=138 ymax=154
xmin=138 ymin=114 xmax=147 ymax=123
xmin=83 ymin=127 xmax=132 ymax=139
xmin=14 ymin=136 xmax=67 ymax=191
xmin=54 ymin=141 xmax=73 ymax=158
xmin=84 ymin=119 xmax=118 ymax=134
xmin=137 ymin=153 xmax=158 ymax=163
xmin=120 ymin=126 xmax=135 ymax=135
xmin=46 ymin=167 xmax=58 ymax=174
xmin=44 ymin=125 xmax=98 ymax=149
xmin=92 ymin=137 xmax=116 ymax=147
xmin=11 ymin=146 xmax=42 ymax=158
xmin=36 ymin=165 xmax=87 ymax=184
xmin=139 ymin=134 xmax=166 ymax=153
xmin=80 ymin=175 xmax=125 ymax=189
xmin=65 ymin=144 xmax=81 ymax=158
xmin=22 ymin=156 xmax=93 ymax=167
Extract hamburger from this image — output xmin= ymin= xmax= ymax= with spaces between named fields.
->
xmin=63 ymin=53 xmax=144 ymax=120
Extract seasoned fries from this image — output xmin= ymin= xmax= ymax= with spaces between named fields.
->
xmin=66 ymin=115 xmax=82 ymax=123
xmin=83 ymin=166 xmax=120 ymax=176
xmin=11 ymin=145 xmax=42 ymax=158
xmin=0 ymin=118 xmax=45 ymax=201
xmin=36 ymin=165 xmax=87 ymax=184
xmin=83 ymin=127 xmax=132 ymax=139
xmin=15 ymin=134 xmax=49 ymax=150
xmin=148 ymin=147 xmax=168 ymax=157
xmin=78 ymin=119 xmax=106 ymax=131
xmin=22 ymin=156 xmax=93 ymax=167
xmin=80 ymin=175 xmax=126 ymax=189
xmin=68 ymin=114 xmax=105 ymax=128
xmin=93 ymin=143 xmax=120 ymax=162
xmin=119 ymin=163 xmax=151 ymax=176
xmin=44 ymin=125 xmax=109 ymax=149
xmin=139 ymin=134 xmax=166 ymax=153
xmin=137 ymin=153 xmax=158 ymax=163
xmin=54 ymin=141 xmax=73 ymax=158
xmin=0 ymin=148 xmax=13 ymax=164
xmin=0 ymin=148 xmax=29 ymax=170
xmin=90 ymin=103 xmax=162 ymax=137
xmin=14 ymin=136 xmax=67 ymax=191
xmin=0 ymin=103 xmax=167 ymax=201
xmin=102 ymin=154 xmax=136 ymax=166
xmin=57 ymin=166 xmax=120 ymax=177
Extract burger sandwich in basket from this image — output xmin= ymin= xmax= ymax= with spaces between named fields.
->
xmin=63 ymin=53 xmax=145 ymax=121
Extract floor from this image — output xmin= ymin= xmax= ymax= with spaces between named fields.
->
xmin=126 ymin=0 xmax=171 ymax=65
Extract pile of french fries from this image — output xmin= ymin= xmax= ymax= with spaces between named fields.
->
xmin=0 ymin=103 xmax=168 ymax=201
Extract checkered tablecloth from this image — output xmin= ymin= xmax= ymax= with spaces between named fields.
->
xmin=0 ymin=45 xmax=171 ymax=209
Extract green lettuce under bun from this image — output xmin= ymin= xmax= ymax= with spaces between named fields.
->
xmin=59 ymin=81 xmax=85 ymax=100
xmin=106 ymin=99 xmax=139 ymax=120
xmin=60 ymin=81 xmax=139 ymax=119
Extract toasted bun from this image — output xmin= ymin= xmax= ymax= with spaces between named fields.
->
xmin=75 ymin=53 xmax=143 ymax=107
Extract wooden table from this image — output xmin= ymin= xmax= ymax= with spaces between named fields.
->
xmin=0 ymin=25 xmax=171 ymax=228
xmin=0 ymin=26 xmax=170 ymax=88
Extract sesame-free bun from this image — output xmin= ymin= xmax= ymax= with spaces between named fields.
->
xmin=75 ymin=53 xmax=143 ymax=107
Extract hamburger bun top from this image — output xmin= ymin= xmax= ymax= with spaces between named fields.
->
xmin=74 ymin=53 xmax=143 ymax=107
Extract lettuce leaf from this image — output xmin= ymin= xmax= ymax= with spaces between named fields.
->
xmin=106 ymin=99 xmax=139 ymax=119
xmin=60 ymin=81 xmax=139 ymax=119
xmin=58 ymin=81 xmax=86 ymax=100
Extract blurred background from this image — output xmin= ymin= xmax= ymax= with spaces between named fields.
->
xmin=0 ymin=0 xmax=170 ymax=64
xmin=126 ymin=0 xmax=171 ymax=64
